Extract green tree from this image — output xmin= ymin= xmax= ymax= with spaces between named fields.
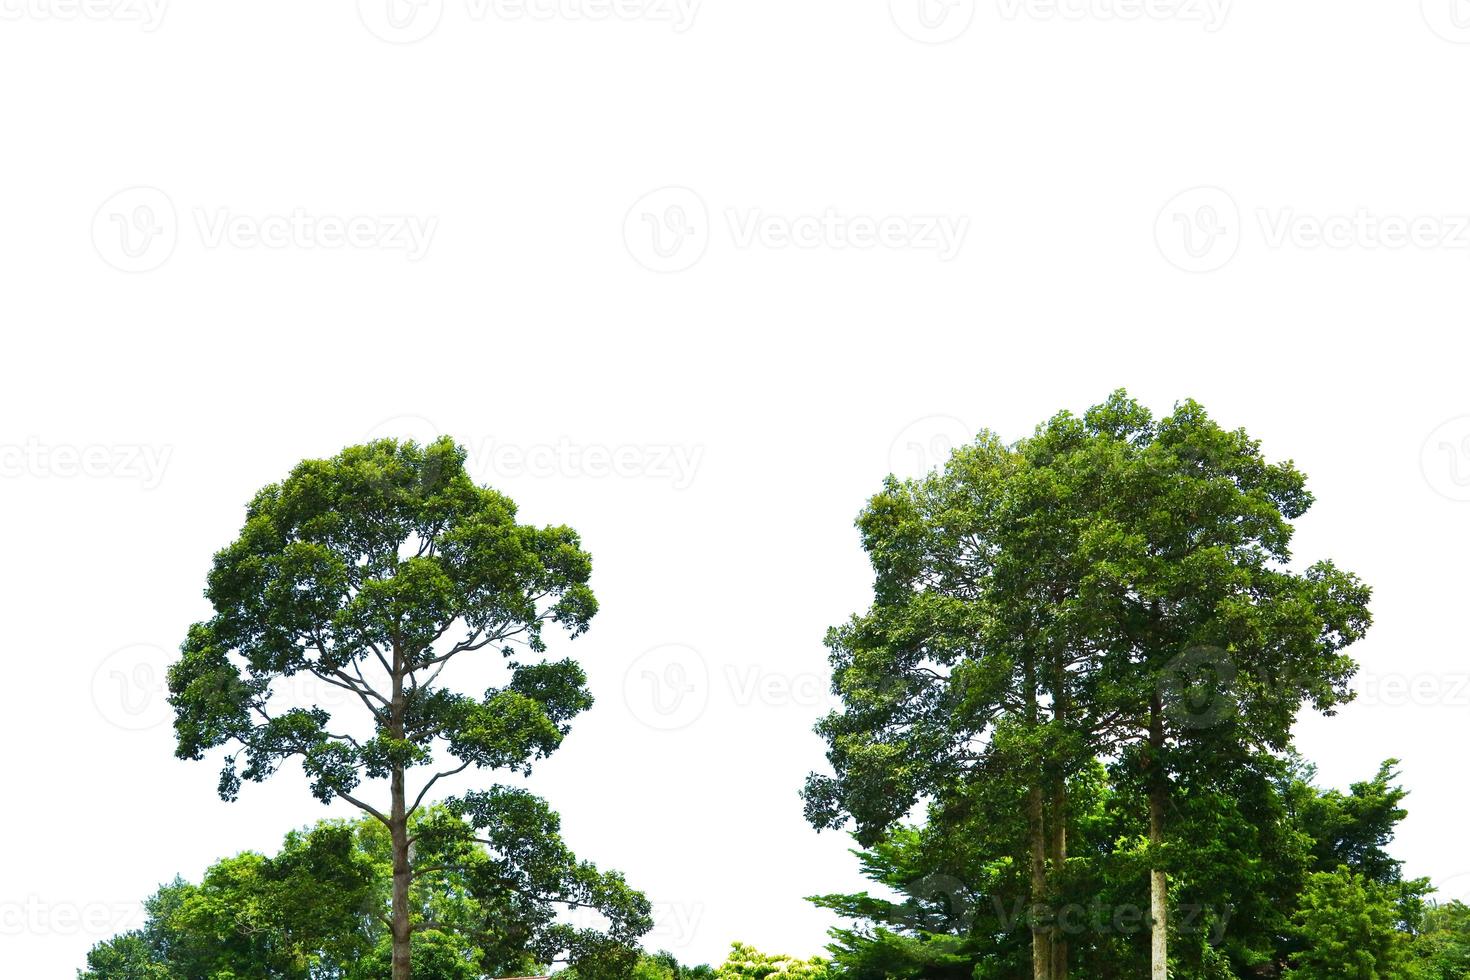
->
xmin=167 ymin=437 xmax=617 ymax=980
xmin=804 ymin=393 xmax=1373 ymax=980
xmin=81 ymin=809 xmax=651 ymax=979
xmin=1019 ymin=393 xmax=1371 ymax=980
xmin=1411 ymin=901 xmax=1470 ymax=978
xmin=1283 ymin=869 xmax=1417 ymax=979
xmin=802 ymin=426 xmax=1099 ymax=979
xmin=711 ymin=943 xmax=832 ymax=979
xmin=557 ymin=949 xmax=716 ymax=980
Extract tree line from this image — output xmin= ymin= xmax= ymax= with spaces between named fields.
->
xmin=81 ymin=395 xmax=1469 ymax=978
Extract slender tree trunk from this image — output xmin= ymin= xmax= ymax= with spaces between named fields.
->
xmin=1028 ymin=784 xmax=1052 ymax=980
xmin=1050 ymin=645 xmax=1068 ymax=980
xmin=1148 ymin=695 xmax=1167 ymax=980
xmin=391 ymin=767 xmax=412 ymax=980
xmin=1050 ymin=779 xmax=1068 ymax=980
xmin=390 ymin=643 xmax=412 ymax=980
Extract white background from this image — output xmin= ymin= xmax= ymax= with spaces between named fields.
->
xmin=4 ymin=0 xmax=1470 ymax=973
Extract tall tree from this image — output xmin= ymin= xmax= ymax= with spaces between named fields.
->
xmin=805 ymin=393 xmax=1373 ymax=979
xmin=1042 ymin=394 xmax=1372 ymax=979
xmin=802 ymin=430 xmax=1108 ymax=979
xmin=168 ymin=437 xmax=607 ymax=980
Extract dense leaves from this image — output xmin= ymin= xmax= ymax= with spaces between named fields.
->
xmin=814 ymin=758 xmax=1456 ymax=979
xmin=805 ymin=393 xmax=1378 ymax=978
xmin=165 ymin=437 xmax=621 ymax=978
xmin=80 ymin=808 xmax=652 ymax=979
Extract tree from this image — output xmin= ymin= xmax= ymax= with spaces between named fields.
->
xmin=804 ymin=393 xmax=1374 ymax=980
xmin=81 ymin=821 xmax=379 ymax=980
xmin=557 ymin=950 xmax=716 ymax=980
xmin=1050 ymin=395 xmax=1371 ymax=980
xmin=81 ymin=808 xmax=652 ymax=979
xmin=810 ymin=753 xmax=1433 ymax=979
xmin=1283 ymin=869 xmax=1416 ymax=979
xmin=711 ymin=943 xmax=832 ymax=979
xmin=802 ymin=427 xmax=1100 ymax=979
xmin=1411 ymin=901 xmax=1470 ymax=978
xmin=167 ymin=437 xmax=620 ymax=979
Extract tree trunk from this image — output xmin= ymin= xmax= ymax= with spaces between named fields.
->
xmin=1149 ymin=799 xmax=1167 ymax=980
xmin=390 ymin=643 xmax=412 ymax=980
xmin=1050 ymin=779 xmax=1068 ymax=980
xmin=1023 ymin=655 xmax=1052 ymax=980
xmin=1148 ymin=696 xmax=1167 ymax=980
xmin=1028 ymin=783 xmax=1052 ymax=980
xmin=391 ymin=764 xmax=412 ymax=980
xmin=1050 ymin=644 xmax=1068 ymax=980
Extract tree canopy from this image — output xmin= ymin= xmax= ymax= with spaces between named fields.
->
xmin=166 ymin=437 xmax=626 ymax=978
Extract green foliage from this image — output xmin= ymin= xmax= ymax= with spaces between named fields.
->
xmin=814 ymin=743 xmax=1464 ymax=980
xmin=1282 ymin=869 xmax=1416 ymax=979
xmin=804 ymin=392 xmax=1376 ymax=979
xmin=80 ymin=808 xmax=651 ymax=980
xmin=711 ymin=943 xmax=832 ymax=979
xmin=168 ymin=436 xmax=598 ymax=812
xmin=557 ymin=949 xmax=715 ymax=980
xmin=162 ymin=437 xmax=633 ymax=975
xmin=1412 ymin=902 xmax=1470 ymax=979
xmin=81 ymin=822 xmax=379 ymax=980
